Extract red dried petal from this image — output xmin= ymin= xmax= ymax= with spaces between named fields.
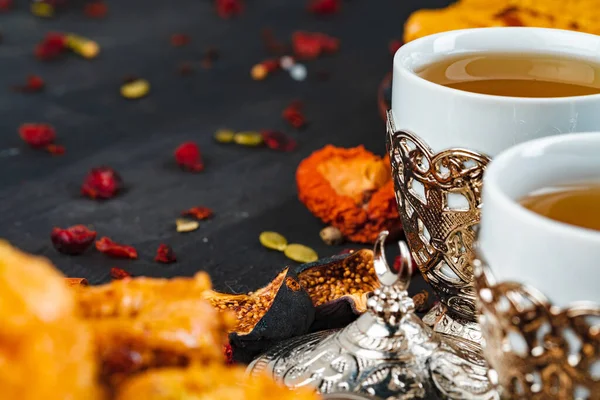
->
xmin=35 ymin=32 xmax=67 ymax=61
xmin=19 ymin=123 xmax=56 ymax=148
xmin=0 ymin=0 xmax=12 ymax=12
xmin=182 ymin=206 xmax=214 ymax=220
xmin=262 ymin=59 xmax=280 ymax=73
xmin=12 ymin=75 xmax=45 ymax=93
xmin=51 ymin=225 xmax=97 ymax=255
xmin=223 ymin=343 xmax=234 ymax=365
xmin=170 ymin=33 xmax=190 ymax=47
xmin=282 ymin=103 xmax=306 ymax=129
xmin=307 ymin=0 xmax=340 ymax=15
xmin=96 ymin=237 xmax=138 ymax=259
xmin=83 ymin=1 xmax=108 ymax=18
xmin=155 ymin=244 xmax=177 ymax=264
xmin=174 ymin=142 xmax=204 ymax=172
xmin=292 ymin=31 xmax=339 ymax=60
xmin=389 ymin=39 xmax=403 ymax=55
xmin=262 ymin=131 xmax=297 ymax=152
xmin=316 ymin=33 xmax=339 ymax=54
xmin=46 ymin=144 xmax=65 ymax=155
xmin=110 ymin=267 xmax=132 ymax=280
xmin=215 ymin=0 xmax=243 ymax=19
xmin=261 ymin=28 xmax=287 ymax=55
xmin=81 ymin=167 xmax=123 ymax=199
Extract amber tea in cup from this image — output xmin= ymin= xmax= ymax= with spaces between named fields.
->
xmin=519 ymin=181 xmax=600 ymax=231
xmin=416 ymin=52 xmax=600 ymax=97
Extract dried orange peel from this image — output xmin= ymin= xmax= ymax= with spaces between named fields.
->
xmin=297 ymin=145 xmax=401 ymax=244
xmin=404 ymin=0 xmax=600 ymax=43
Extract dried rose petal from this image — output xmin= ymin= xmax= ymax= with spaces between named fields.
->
xmin=282 ymin=102 xmax=305 ymax=129
xmin=307 ymin=0 xmax=340 ymax=15
xmin=110 ymin=267 xmax=132 ymax=280
xmin=174 ymin=142 xmax=204 ymax=172
xmin=35 ymin=32 xmax=67 ymax=61
xmin=12 ymin=75 xmax=45 ymax=93
xmin=292 ymin=31 xmax=339 ymax=60
xmin=0 ymin=0 xmax=12 ymax=12
xmin=389 ymin=39 xmax=403 ymax=55
xmin=170 ymin=33 xmax=190 ymax=47
xmin=83 ymin=1 xmax=108 ymax=18
xmin=19 ymin=123 xmax=56 ymax=148
xmin=96 ymin=237 xmax=138 ymax=259
xmin=46 ymin=144 xmax=65 ymax=155
xmin=262 ymin=131 xmax=297 ymax=152
xmin=182 ymin=206 xmax=214 ymax=220
xmin=155 ymin=244 xmax=176 ymax=264
xmin=261 ymin=28 xmax=286 ymax=55
xmin=81 ymin=167 xmax=123 ymax=199
xmin=51 ymin=225 xmax=97 ymax=255
xmin=215 ymin=0 xmax=243 ymax=19
xmin=262 ymin=59 xmax=280 ymax=73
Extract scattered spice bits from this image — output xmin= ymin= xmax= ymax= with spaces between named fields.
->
xmin=259 ymin=231 xmax=288 ymax=251
xmin=51 ymin=225 xmax=97 ymax=255
xmin=81 ymin=167 xmax=123 ymax=200
xmin=155 ymin=244 xmax=177 ymax=264
xmin=170 ymin=33 xmax=190 ymax=47
xmin=262 ymin=131 xmax=297 ymax=152
xmin=11 ymin=75 xmax=45 ymax=93
xmin=176 ymin=218 xmax=199 ymax=233
xmin=215 ymin=0 xmax=243 ymax=19
xmin=412 ymin=290 xmax=430 ymax=313
xmin=214 ymin=129 xmax=235 ymax=143
xmin=96 ymin=237 xmax=138 ymax=259
xmin=65 ymin=34 xmax=100 ymax=59
xmin=83 ymin=1 xmax=108 ymax=18
xmin=307 ymin=0 xmax=340 ymax=15
xmin=182 ymin=206 xmax=213 ymax=220
xmin=389 ymin=39 xmax=403 ymax=55
xmin=292 ymin=31 xmax=339 ymax=60
xmin=284 ymin=243 xmax=318 ymax=263
xmin=233 ymin=131 xmax=263 ymax=146
xmin=0 ymin=0 xmax=12 ymax=13
xmin=35 ymin=32 xmax=67 ymax=61
xmin=174 ymin=142 xmax=204 ymax=172
xmin=65 ymin=277 xmax=89 ymax=287
xmin=201 ymin=47 xmax=220 ymax=69
xmin=120 ymin=78 xmax=150 ymax=99
xmin=177 ymin=62 xmax=195 ymax=76
xmin=261 ymin=28 xmax=287 ymax=55
xmin=31 ymin=1 xmax=55 ymax=18
xmin=319 ymin=226 xmax=343 ymax=245
xmin=282 ymin=101 xmax=306 ymax=129
xmin=110 ymin=267 xmax=131 ymax=280
xmin=46 ymin=144 xmax=65 ymax=155
xmin=19 ymin=123 xmax=55 ymax=148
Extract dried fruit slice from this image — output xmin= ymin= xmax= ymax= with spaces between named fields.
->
xmin=297 ymin=145 xmax=402 ymax=243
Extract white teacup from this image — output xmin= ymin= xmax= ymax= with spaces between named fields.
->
xmin=475 ymin=132 xmax=600 ymax=399
xmin=387 ymin=27 xmax=600 ymax=338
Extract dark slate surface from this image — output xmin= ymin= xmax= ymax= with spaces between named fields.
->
xmin=0 ymin=0 xmax=451 ymax=296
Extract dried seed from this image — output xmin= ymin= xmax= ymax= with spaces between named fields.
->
xmin=120 ymin=79 xmax=150 ymax=99
xmin=214 ymin=129 xmax=235 ymax=143
xmin=259 ymin=231 xmax=288 ymax=251
xmin=65 ymin=34 xmax=100 ymax=59
xmin=174 ymin=142 xmax=204 ymax=172
xmin=319 ymin=226 xmax=343 ymax=245
xmin=176 ymin=218 xmax=199 ymax=233
xmin=234 ymin=131 xmax=263 ymax=146
xmin=285 ymin=243 xmax=318 ymax=263
xmin=96 ymin=237 xmax=138 ymax=259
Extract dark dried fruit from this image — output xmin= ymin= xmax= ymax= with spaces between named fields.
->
xmin=170 ymin=33 xmax=190 ymax=47
xmin=412 ymin=290 xmax=430 ymax=313
xmin=110 ymin=267 xmax=132 ymax=280
xmin=282 ymin=101 xmax=305 ymax=129
xmin=205 ymin=267 xmax=314 ymax=362
xmin=35 ymin=32 xmax=67 ymax=61
xmin=292 ymin=31 xmax=339 ymax=60
xmin=19 ymin=123 xmax=55 ymax=148
xmin=174 ymin=142 xmax=204 ymax=172
xmin=51 ymin=225 xmax=97 ymax=255
xmin=262 ymin=131 xmax=297 ymax=152
xmin=296 ymin=249 xmax=378 ymax=331
xmin=81 ymin=167 xmax=123 ymax=200
xmin=96 ymin=237 xmax=138 ymax=259
xmin=12 ymin=75 xmax=45 ymax=93
xmin=155 ymin=244 xmax=176 ymax=264
xmin=181 ymin=206 xmax=213 ymax=220
xmin=84 ymin=1 xmax=108 ymax=18
xmin=215 ymin=0 xmax=243 ymax=19
xmin=307 ymin=0 xmax=340 ymax=15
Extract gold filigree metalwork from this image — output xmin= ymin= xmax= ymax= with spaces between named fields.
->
xmin=386 ymin=110 xmax=491 ymax=331
xmin=474 ymin=259 xmax=600 ymax=400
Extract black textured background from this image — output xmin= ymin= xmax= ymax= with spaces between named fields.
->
xmin=0 ymin=0 xmax=450 ymax=295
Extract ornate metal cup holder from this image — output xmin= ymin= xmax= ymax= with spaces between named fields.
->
xmin=247 ymin=231 xmax=498 ymax=400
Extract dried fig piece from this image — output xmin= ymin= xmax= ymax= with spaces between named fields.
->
xmin=296 ymin=249 xmax=379 ymax=331
xmin=204 ymin=268 xmax=314 ymax=362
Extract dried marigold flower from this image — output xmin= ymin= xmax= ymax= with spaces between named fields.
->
xmin=307 ymin=0 xmax=340 ymax=15
xmin=297 ymin=145 xmax=402 ymax=244
xmin=215 ymin=0 xmax=243 ymax=19
xmin=12 ymin=74 xmax=45 ymax=93
xmin=110 ymin=267 xmax=131 ymax=280
xmin=19 ymin=123 xmax=55 ymax=148
xmin=174 ymin=142 xmax=204 ymax=172
xmin=81 ymin=166 xmax=123 ymax=199
xmin=262 ymin=131 xmax=297 ymax=152
xmin=51 ymin=225 xmax=97 ymax=255
xmin=35 ymin=32 xmax=67 ymax=61
xmin=292 ymin=31 xmax=339 ymax=60
xmin=170 ymin=33 xmax=190 ymax=47
xmin=96 ymin=237 xmax=138 ymax=259
xmin=155 ymin=244 xmax=176 ymax=264
xmin=182 ymin=206 xmax=213 ymax=220
xmin=84 ymin=1 xmax=108 ymax=18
